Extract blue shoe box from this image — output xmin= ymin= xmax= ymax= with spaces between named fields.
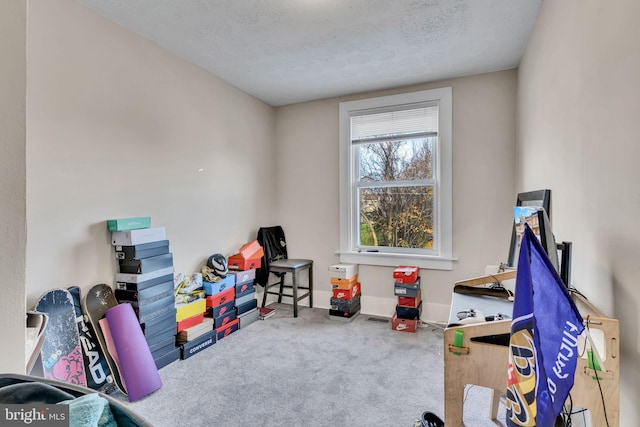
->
xmin=235 ymin=281 xmax=255 ymax=298
xmin=236 ymin=298 xmax=258 ymax=316
xmin=395 ymin=301 xmax=423 ymax=320
xmin=180 ymin=329 xmax=216 ymax=360
xmin=203 ymin=275 xmax=236 ymax=295
xmin=208 ymin=299 xmax=235 ymax=319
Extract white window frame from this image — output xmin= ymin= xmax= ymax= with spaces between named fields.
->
xmin=338 ymin=87 xmax=455 ymax=270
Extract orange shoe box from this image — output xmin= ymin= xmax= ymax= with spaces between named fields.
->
xmin=330 ymin=274 xmax=358 ymax=289
xmin=397 ymin=289 xmax=421 ymax=308
xmin=205 ymin=287 xmax=235 ymax=308
xmin=176 ymin=312 xmax=204 ymax=332
xmin=332 ymin=282 xmax=361 ymax=300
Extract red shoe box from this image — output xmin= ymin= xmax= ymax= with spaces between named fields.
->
xmin=391 ymin=312 xmax=418 ymax=333
xmin=205 ymin=287 xmax=235 ymax=308
xmin=393 ymin=266 xmax=419 ymax=284
xmin=398 ymin=289 xmax=421 ymax=308
xmin=176 ymin=312 xmax=204 ymax=332
xmin=216 ymin=318 xmax=239 ymax=340
xmin=332 ymin=282 xmax=361 ymax=300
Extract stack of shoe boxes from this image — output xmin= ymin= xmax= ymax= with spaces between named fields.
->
xmin=110 ymin=217 xmax=180 ymax=369
xmin=391 ymin=266 xmax=422 ymax=333
xmin=229 ymin=268 xmax=259 ymax=329
xmin=328 ymin=264 xmax=361 ymax=320
xmin=175 ymin=273 xmax=213 ymax=360
xmin=203 ymin=272 xmax=238 ymax=341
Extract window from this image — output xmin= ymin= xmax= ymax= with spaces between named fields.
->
xmin=339 ymin=87 xmax=454 ymax=270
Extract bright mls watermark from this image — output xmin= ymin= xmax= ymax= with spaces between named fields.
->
xmin=1 ymin=405 xmax=68 ymax=426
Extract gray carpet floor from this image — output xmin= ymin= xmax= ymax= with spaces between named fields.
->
xmin=118 ymin=303 xmax=506 ymax=426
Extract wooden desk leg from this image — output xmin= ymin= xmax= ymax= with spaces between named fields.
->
xmin=489 ymin=388 xmax=501 ymax=420
xmin=444 ymin=373 xmax=465 ymax=426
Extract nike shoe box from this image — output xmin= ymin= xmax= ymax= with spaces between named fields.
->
xmin=395 ymin=301 xmax=422 ymax=320
xmin=238 ymin=308 xmax=259 ymax=329
xmin=235 ymin=280 xmax=255 ymax=297
xmin=175 ymin=298 xmax=206 ymax=322
xmin=141 ymin=308 xmax=177 ymax=336
xmin=330 ymin=295 xmax=361 ymax=313
xmin=111 ymin=226 xmax=166 ymax=246
xmin=228 ymin=242 xmax=263 ymax=271
xmin=328 ymin=264 xmax=358 ymax=279
xmin=216 ymin=318 xmax=239 ymax=340
xmin=116 ymin=269 xmax=174 ymax=291
xmin=332 ymin=282 xmax=361 ymax=300
xmin=394 ymin=277 xmax=421 ymax=298
xmin=329 ymin=302 xmax=361 ymax=319
xmin=115 ymin=240 xmax=169 ymax=261
xmin=131 ymin=293 xmax=174 ymax=316
xmin=228 ymin=268 xmax=256 ymax=284
xmin=176 ymin=312 xmax=204 ymax=333
xmin=203 ymin=275 xmax=235 ymax=296
xmin=235 ymin=289 xmax=256 ymax=306
xmin=180 ymin=330 xmax=216 ymax=360
xmin=115 ymin=280 xmax=173 ymax=305
xmin=391 ymin=312 xmax=418 ymax=333
xmin=118 ymin=253 xmax=174 ymax=274
xmin=235 ymin=298 xmax=258 ymax=316
xmin=398 ymin=289 xmax=422 ymax=308
xmin=149 ymin=336 xmax=176 ymax=360
xmin=135 ymin=299 xmax=176 ymax=324
xmin=207 ymin=299 xmax=235 ymax=319
xmin=107 ymin=217 xmax=151 ymax=232
xmin=393 ymin=266 xmax=420 ymax=284
xmin=176 ymin=317 xmax=214 ymax=342
xmin=205 ymin=287 xmax=235 ymax=308
xmin=155 ymin=347 xmax=180 ymax=370
xmin=213 ymin=309 xmax=237 ymax=329
xmin=145 ymin=327 xmax=176 ymax=347
xmin=330 ymin=274 xmax=358 ymax=289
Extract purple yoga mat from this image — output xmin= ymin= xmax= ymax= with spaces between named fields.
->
xmin=104 ymin=303 xmax=162 ymax=401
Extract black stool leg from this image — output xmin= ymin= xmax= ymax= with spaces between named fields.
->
xmin=308 ymin=263 xmax=313 ymax=308
xmin=292 ymin=269 xmax=298 ymax=318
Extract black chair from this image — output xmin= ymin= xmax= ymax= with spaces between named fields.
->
xmin=256 ymin=226 xmax=313 ymax=318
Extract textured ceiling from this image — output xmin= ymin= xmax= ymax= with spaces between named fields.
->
xmin=75 ymin=0 xmax=542 ymax=106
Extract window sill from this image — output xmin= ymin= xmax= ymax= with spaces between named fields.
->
xmin=335 ymin=251 xmax=457 ymax=271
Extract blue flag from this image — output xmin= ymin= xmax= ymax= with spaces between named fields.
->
xmin=505 ymin=224 xmax=584 ymax=427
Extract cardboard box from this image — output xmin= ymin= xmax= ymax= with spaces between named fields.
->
xmin=329 ymin=303 xmax=361 ymax=319
xmin=176 ymin=317 xmax=214 ymax=342
xmin=398 ymin=289 xmax=422 ymax=308
xmin=216 ymin=318 xmax=239 ymax=340
xmin=115 ymin=279 xmax=173 ymax=305
xmin=176 ymin=312 xmax=204 ymax=332
xmin=332 ymin=282 xmax=361 ymax=300
xmin=107 ymin=217 xmax=151 ymax=232
xmin=330 ymin=295 xmax=361 ymax=312
xmin=111 ymin=226 xmax=166 ymax=246
xmin=330 ymin=274 xmax=358 ymax=288
xmin=328 ymin=264 xmax=358 ymax=279
xmin=135 ymin=300 xmax=176 ymax=324
xmin=144 ymin=327 xmax=176 ymax=347
xmin=394 ymin=277 xmax=421 ymax=298
xmin=213 ymin=309 xmax=237 ymax=329
xmin=205 ymin=287 xmax=235 ymax=307
xmin=116 ymin=267 xmax=174 ymax=287
xmin=130 ymin=293 xmax=174 ymax=314
xmin=235 ymin=298 xmax=258 ymax=316
xmin=208 ymin=300 xmax=235 ymax=319
xmin=203 ymin=275 xmax=235 ymax=296
xmin=235 ymin=290 xmax=256 ymax=306
xmin=149 ymin=336 xmax=176 ymax=360
xmin=228 ymin=269 xmax=256 ymax=284
xmin=391 ymin=312 xmax=418 ymax=333
xmin=180 ymin=330 xmax=216 ymax=360
xmin=154 ymin=347 xmax=180 ymax=370
xmin=393 ymin=266 xmax=420 ymax=284
xmin=118 ymin=252 xmax=174 ymax=274
xmin=235 ymin=282 xmax=255 ymax=299
xmin=115 ymin=240 xmax=169 ymax=261
xmin=238 ymin=308 xmax=259 ymax=329
xmin=228 ymin=242 xmax=263 ymax=271
xmin=175 ymin=298 xmax=206 ymax=322
xmin=141 ymin=308 xmax=177 ymax=336
xmin=395 ymin=301 xmax=423 ymax=320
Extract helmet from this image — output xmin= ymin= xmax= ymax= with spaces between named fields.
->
xmin=207 ymin=253 xmax=228 ymax=278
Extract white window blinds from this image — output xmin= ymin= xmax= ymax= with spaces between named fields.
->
xmin=350 ymin=103 xmax=439 ymax=142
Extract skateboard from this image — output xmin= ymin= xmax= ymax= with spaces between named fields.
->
xmin=84 ymin=283 xmax=127 ymax=396
xmin=67 ymin=286 xmax=118 ymax=394
xmin=35 ymin=289 xmax=87 ymax=386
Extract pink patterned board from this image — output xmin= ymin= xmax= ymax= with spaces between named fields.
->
xmin=35 ymin=289 xmax=87 ymax=386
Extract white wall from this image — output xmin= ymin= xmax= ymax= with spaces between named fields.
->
xmin=518 ymin=0 xmax=640 ymax=423
xmin=24 ymin=0 xmax=276 ymax=308
xmin=0 ymin=0 xmax=27 ymax=374
xmin=275 ymin=70 xmax=518 ymax=321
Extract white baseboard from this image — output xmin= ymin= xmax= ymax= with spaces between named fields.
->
xmin=255 ymin=289 xmax=451 ymax=324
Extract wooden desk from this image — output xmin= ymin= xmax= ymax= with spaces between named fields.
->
xmin=443 ymin=272 xmax=619 ymax=426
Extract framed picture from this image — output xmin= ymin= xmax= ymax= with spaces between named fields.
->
xmin=506 ymin=189 xmax=551 ymax=267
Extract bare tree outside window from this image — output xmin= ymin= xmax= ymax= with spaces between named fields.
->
xmin=356 ymin=137 xmax=435 ymax=249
